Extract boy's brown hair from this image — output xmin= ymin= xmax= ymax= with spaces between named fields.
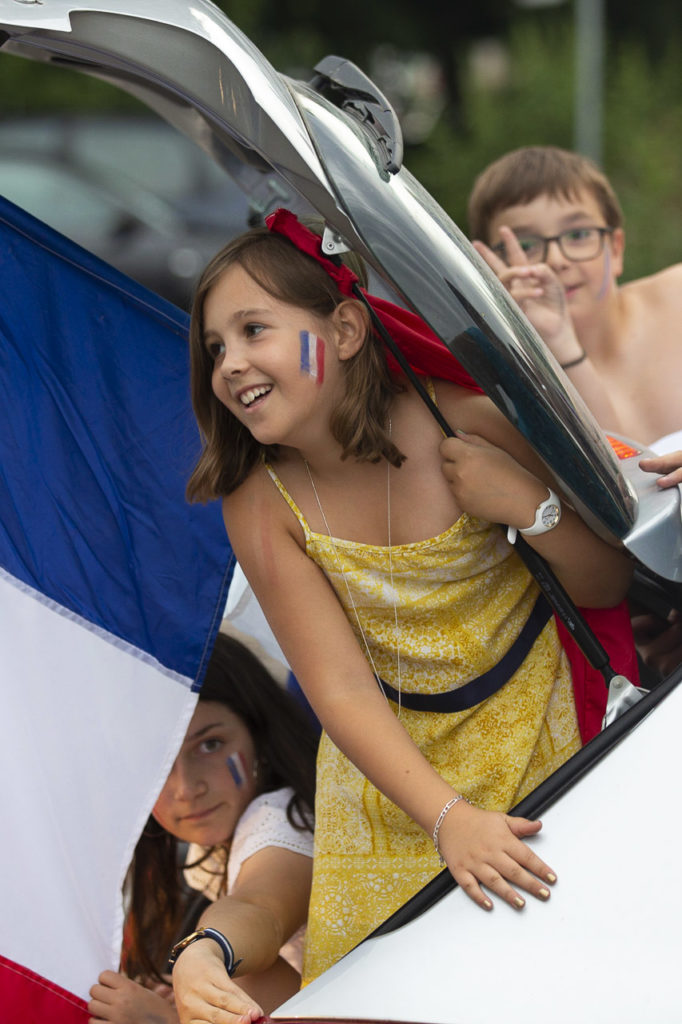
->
xmin=186 ymin=226 xmax=404 ymax=503
xmin=467 ymin=145 xmax=624 ymax=243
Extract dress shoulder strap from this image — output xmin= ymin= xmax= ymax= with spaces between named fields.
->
xmin=264 ymin=461 xmax=311 ymax=535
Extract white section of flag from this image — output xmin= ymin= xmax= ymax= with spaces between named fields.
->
xmin=224 ymin=562 xmax=289 ymax=672
xmin=0 ymin=567 xmax=198 ymax=1002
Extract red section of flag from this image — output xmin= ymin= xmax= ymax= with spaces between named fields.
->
xmin=0 ymin=955 xmax=88 ymax=1024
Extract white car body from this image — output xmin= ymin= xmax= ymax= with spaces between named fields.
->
xmin=277 ymin=680 xmax=682 ymax=1023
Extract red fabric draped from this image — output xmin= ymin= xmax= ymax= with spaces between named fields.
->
xmin=0 ymin=955 xmax=88 ymax=1024
xmin=265 ymin=208 xmax=479 ymax=391
xmin=557 ymin=605 xmax=639 ymax=744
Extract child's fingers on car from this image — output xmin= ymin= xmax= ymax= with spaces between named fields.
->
xmin=507 ymin=833 xmax=558 ymax=893
xmin=470 ymin=860 xmax=529 ymax=911
xmin=456 ymin=868 xmax=494 ymax=911
xmin=501 ymin=852 xmax=555 ymax=901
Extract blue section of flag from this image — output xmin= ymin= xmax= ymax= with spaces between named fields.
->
xmin=300 ymin=330 xmax=311 ymax=375
xmin=0 ymin=196 xmax=232 ymax=684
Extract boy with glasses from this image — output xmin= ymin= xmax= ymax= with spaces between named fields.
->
xmin=469 ymin=145 xmax=682 ymax=681
xmin=467 ymin=145 xmax=682 ymax=452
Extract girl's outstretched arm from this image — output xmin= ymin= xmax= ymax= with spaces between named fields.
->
xmin=223 ymin=476 xmax=558 ymax=915
xmin=437 ymin=387 xmax=633 ymax=608
xmin=172 ymin=845 xmax=311 ymax=1024
xmin=171 ymin=942 xmax=261 ymax=1024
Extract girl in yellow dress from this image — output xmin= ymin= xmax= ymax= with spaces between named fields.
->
xmin=182 ymin=209 xmax=633 ymax=1016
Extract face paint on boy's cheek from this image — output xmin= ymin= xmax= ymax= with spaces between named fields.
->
xmin=226 ymin=751 xmax=249 ymax=788
xmin=597 ymin=245 xmax=612 ymax=300
xmin=299 ymin=330 xmax=325 ymax=384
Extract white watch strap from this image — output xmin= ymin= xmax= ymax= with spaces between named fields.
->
xmin=507 ymin=487 xmax=561 ymax=544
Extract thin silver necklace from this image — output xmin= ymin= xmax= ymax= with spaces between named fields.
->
xmin=303 ymin=420 xmax=403 ymax=714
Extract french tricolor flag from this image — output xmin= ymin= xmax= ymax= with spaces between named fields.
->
xmin=0 ymin=197 xmax=233 ymax=1021
xmin=299 ymin=330 xmax=325 ymax=383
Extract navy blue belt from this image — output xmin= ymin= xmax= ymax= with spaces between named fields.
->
xmin=378 ymin=593 xmax=553 ymax=713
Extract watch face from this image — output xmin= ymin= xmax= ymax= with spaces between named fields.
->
xmin=541 ymin=504 xmax=561 ymax=528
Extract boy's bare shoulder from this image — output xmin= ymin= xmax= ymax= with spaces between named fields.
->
xmin=622 ymin=262 xmax=682 ymax=311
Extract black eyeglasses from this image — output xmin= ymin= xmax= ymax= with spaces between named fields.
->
xmin=492 ymin=226 xmax=613 ymax=264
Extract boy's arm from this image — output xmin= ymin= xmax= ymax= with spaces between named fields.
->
xmin=473 ymin=227 xmax=623 ymax=433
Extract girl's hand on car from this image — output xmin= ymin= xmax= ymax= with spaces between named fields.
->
xmin=172 ymin=941 xmax=263 ymax=1024
xmin=436 ymin=799 xmax=557 ymax=911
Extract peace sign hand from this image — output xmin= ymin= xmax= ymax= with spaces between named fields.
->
xmin=472 ymin=226 xmax=580 ymax=362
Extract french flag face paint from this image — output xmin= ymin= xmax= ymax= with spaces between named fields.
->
xmin=299 ymin=330 xmax=325 ymax=383
xmin=597 ymin=244 xmax=612 ymax=301
xmin=226 ymin=751 xmax=249 ymax=788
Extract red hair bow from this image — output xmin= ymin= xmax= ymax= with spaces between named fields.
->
xmin=265 ymin=207 xmax=480 ymax=390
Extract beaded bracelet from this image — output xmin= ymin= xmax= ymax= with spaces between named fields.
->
xmin=432 ymin=794 xmax=469 ymax=866
xmin=560 ymin=351 xmax=587 ymax=370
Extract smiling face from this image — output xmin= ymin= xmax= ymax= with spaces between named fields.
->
xmin=202 ymin=262 xmax=351 ymax=451
xmin=487 ymin=188 xmax=625 ymax=325
xmin=151 ymin=700 xmax=258 ymax=847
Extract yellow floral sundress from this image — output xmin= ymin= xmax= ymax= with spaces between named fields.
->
xmin=265 ymin=465 xmax=580 ymax=984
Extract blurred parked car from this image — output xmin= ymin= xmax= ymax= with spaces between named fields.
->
xmin=0 ymin=114 xmax=255 ymax=309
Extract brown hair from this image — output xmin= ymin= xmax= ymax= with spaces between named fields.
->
xmin=124 ymin=631 xmax=318 ymax=982
xmin=467 ymin=145 xmax=624 ymax=244
xmin=186 ymin=226 xmax=405 ymax=502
